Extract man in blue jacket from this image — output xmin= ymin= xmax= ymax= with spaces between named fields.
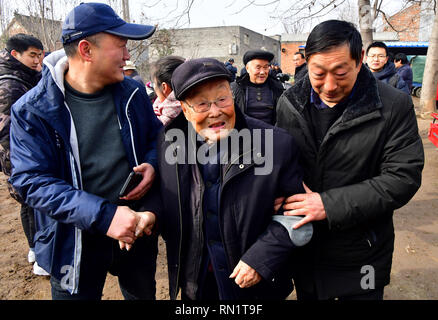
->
xmin=366 ymin=42 xmax=410 ymax=94
xmin=394 ymin=53 xmax=413 ymax=91
xmin=9 ymin=3 xmax=161 ymax=300
xmin=224 ymin=58 xmax=237 ymax=82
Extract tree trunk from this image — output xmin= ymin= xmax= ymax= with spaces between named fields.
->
xmin=420 ymin=9 xmax=438 ymax=116
xmin=38 ymin=0 xmax=49 ymax=51
xmin=122 ymin=0 xmax=130 ymax=22
xmin=358 ymin=0 xmax=373 ymax=56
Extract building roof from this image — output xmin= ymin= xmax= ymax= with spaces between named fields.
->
xmin=3 ymin=13 xmax=63 ymax=50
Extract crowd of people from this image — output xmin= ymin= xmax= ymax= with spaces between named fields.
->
xmin=0 ymin=2 xmax=425 ymax=301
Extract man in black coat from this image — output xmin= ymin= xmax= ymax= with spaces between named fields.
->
xmin=142 ymin=58 xmax=312 ymax=300
xmin=0 ymin=33 xmax=46 ymax=275
xmin=276 ymin=20 xmax=424 ymax=300
xmin=293 ymin=51 xmax=307 ymax=83
xmin=231 ymin=50 xmax=284 ymax=125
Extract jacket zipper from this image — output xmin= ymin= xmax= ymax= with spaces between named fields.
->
xmin=125 ymin=88 xmax=139 ymax=166
xmin=64 ymin=102 xmax=83 ymax=295
xmin=196 ymin=170 xmax=205 ymax=296
xmin=175 ymin=162 xmax=183 ymax=300
xmin=219 ymin=149 xmax=255 ymax=279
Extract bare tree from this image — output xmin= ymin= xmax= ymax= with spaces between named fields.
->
xmin=358 ymin=0 xmax=374 ymax=54
xmin=121 ymin=0 xmax=130 ymax=22
xmin=0 ymin=0 xmax=10 ymax=33
xmin=420 ymin=8 xmax=438 ymax=115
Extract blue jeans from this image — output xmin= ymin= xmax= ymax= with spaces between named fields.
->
xmin=50 ymin=231 xmax=157 ymax=300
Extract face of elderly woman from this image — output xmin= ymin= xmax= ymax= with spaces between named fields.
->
xmin=181 ymin=78 xmax=236 ymax=144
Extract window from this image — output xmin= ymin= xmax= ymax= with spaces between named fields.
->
xmin=244 ymin=34 xmax=249 ymax=45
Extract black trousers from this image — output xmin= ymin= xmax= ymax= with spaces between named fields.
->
xmin=50 ymin=231 xmax=158 ymax=300
xmin=20 ymin=204 xmax=36 ymax=249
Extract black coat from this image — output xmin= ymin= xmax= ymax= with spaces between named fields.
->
xmin=231 ymin=73 xmax=285 ymax=125
xmin=293 ymin=63 xmax=307 ymax=83
xmin=276 ymin=65 xmax=424 ymax=298
xmin=143 ymin=108 xmax=305 ymax=300
xmin=0 ymin=49 xmax=41 ymax=170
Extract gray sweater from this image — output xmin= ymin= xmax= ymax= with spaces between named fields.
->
xmin=65 ymin=81 xmax=131 ymax=203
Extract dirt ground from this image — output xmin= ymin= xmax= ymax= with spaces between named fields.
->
xmin=0 ymin=98 xmax=437 ymax=300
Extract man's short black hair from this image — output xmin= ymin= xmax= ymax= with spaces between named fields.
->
xmin=394 ymin=52 xmax=408 ymax=65
xmin=294 ymin=52 xmax=305 ymax=59
xmin=6 ymin=33 xmax=43 ymax=53
xmin=305 ymin=20 xmax=362 ymax=66
xmin=63 ymin=33 xmax=102 ymax=57
xmin=366 ymin=41 xmax=389 ymax=56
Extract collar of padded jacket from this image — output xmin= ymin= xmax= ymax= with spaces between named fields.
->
xmin=283 ymin=64 xmax=383 ymax=122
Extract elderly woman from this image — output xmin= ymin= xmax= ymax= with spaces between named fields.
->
xmin=142 ymin=58 xmax=312 ymax=300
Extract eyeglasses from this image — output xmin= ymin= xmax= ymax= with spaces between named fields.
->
xmin=255 ymin=65 xmax=270 ymax=71
xmin=185 ymin=95 xmax=233 ymax=113
xmin=367 ymin=54 xmax=387 ymax=60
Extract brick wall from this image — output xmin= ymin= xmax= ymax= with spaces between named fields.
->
xmin=383 ymin=3 xmax=420 ymax=41
xmin=280 ymin=42 xmax=305 ymax=75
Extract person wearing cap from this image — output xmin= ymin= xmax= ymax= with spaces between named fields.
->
xmin=123 ymin=60 xmax=145 ymax=85
xmin=231 ymin=50 xmax=284 ymax=125
xmin=141 ymin=57 xmax=312 ymax=300
xmin=276 ymin=20 xmax=423 ymax=300
xmin=9 ymin=2 xmax=162 ymax=300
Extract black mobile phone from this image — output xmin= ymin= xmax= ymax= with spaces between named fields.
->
xmin=119 ymin=171 xmax=143 ymax=197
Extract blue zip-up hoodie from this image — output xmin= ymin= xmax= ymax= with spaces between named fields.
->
xmin=396 ymin=63 xmax=413 ymax=91
xmin=9 ymin=50 xmax=162 ymax=294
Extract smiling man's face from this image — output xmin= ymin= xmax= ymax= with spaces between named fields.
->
xmin=181 ymin=78 xmax=236 ymax=144
xmin=308 ymin=44 xmax=363 ymax=107
xmin=246 ymin=58 xmax=270 ymax=84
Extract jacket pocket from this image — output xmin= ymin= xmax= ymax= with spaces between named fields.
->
xmin=34 ymin=211 xmax=57 ymax=244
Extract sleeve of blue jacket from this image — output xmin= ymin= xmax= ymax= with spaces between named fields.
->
xmin=9 ymin=105 xmax=117 ymax=235
xmin=397 ymin=76 xmax=410 ymax=95
xmin=134 ymin=81 xmax=162 ymax=171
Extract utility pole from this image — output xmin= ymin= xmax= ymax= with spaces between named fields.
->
xmin=122 ymin=0 xmax=130 ymax=22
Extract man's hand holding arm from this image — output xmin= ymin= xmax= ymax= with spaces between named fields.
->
xmin=282 ymin=183 xmax=327 ymax=229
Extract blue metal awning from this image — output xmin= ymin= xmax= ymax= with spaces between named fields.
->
xmin=299 ymin=41 xmax=429 ymax=49
xmin=384 ymin=41 xmax=429 ymax=47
